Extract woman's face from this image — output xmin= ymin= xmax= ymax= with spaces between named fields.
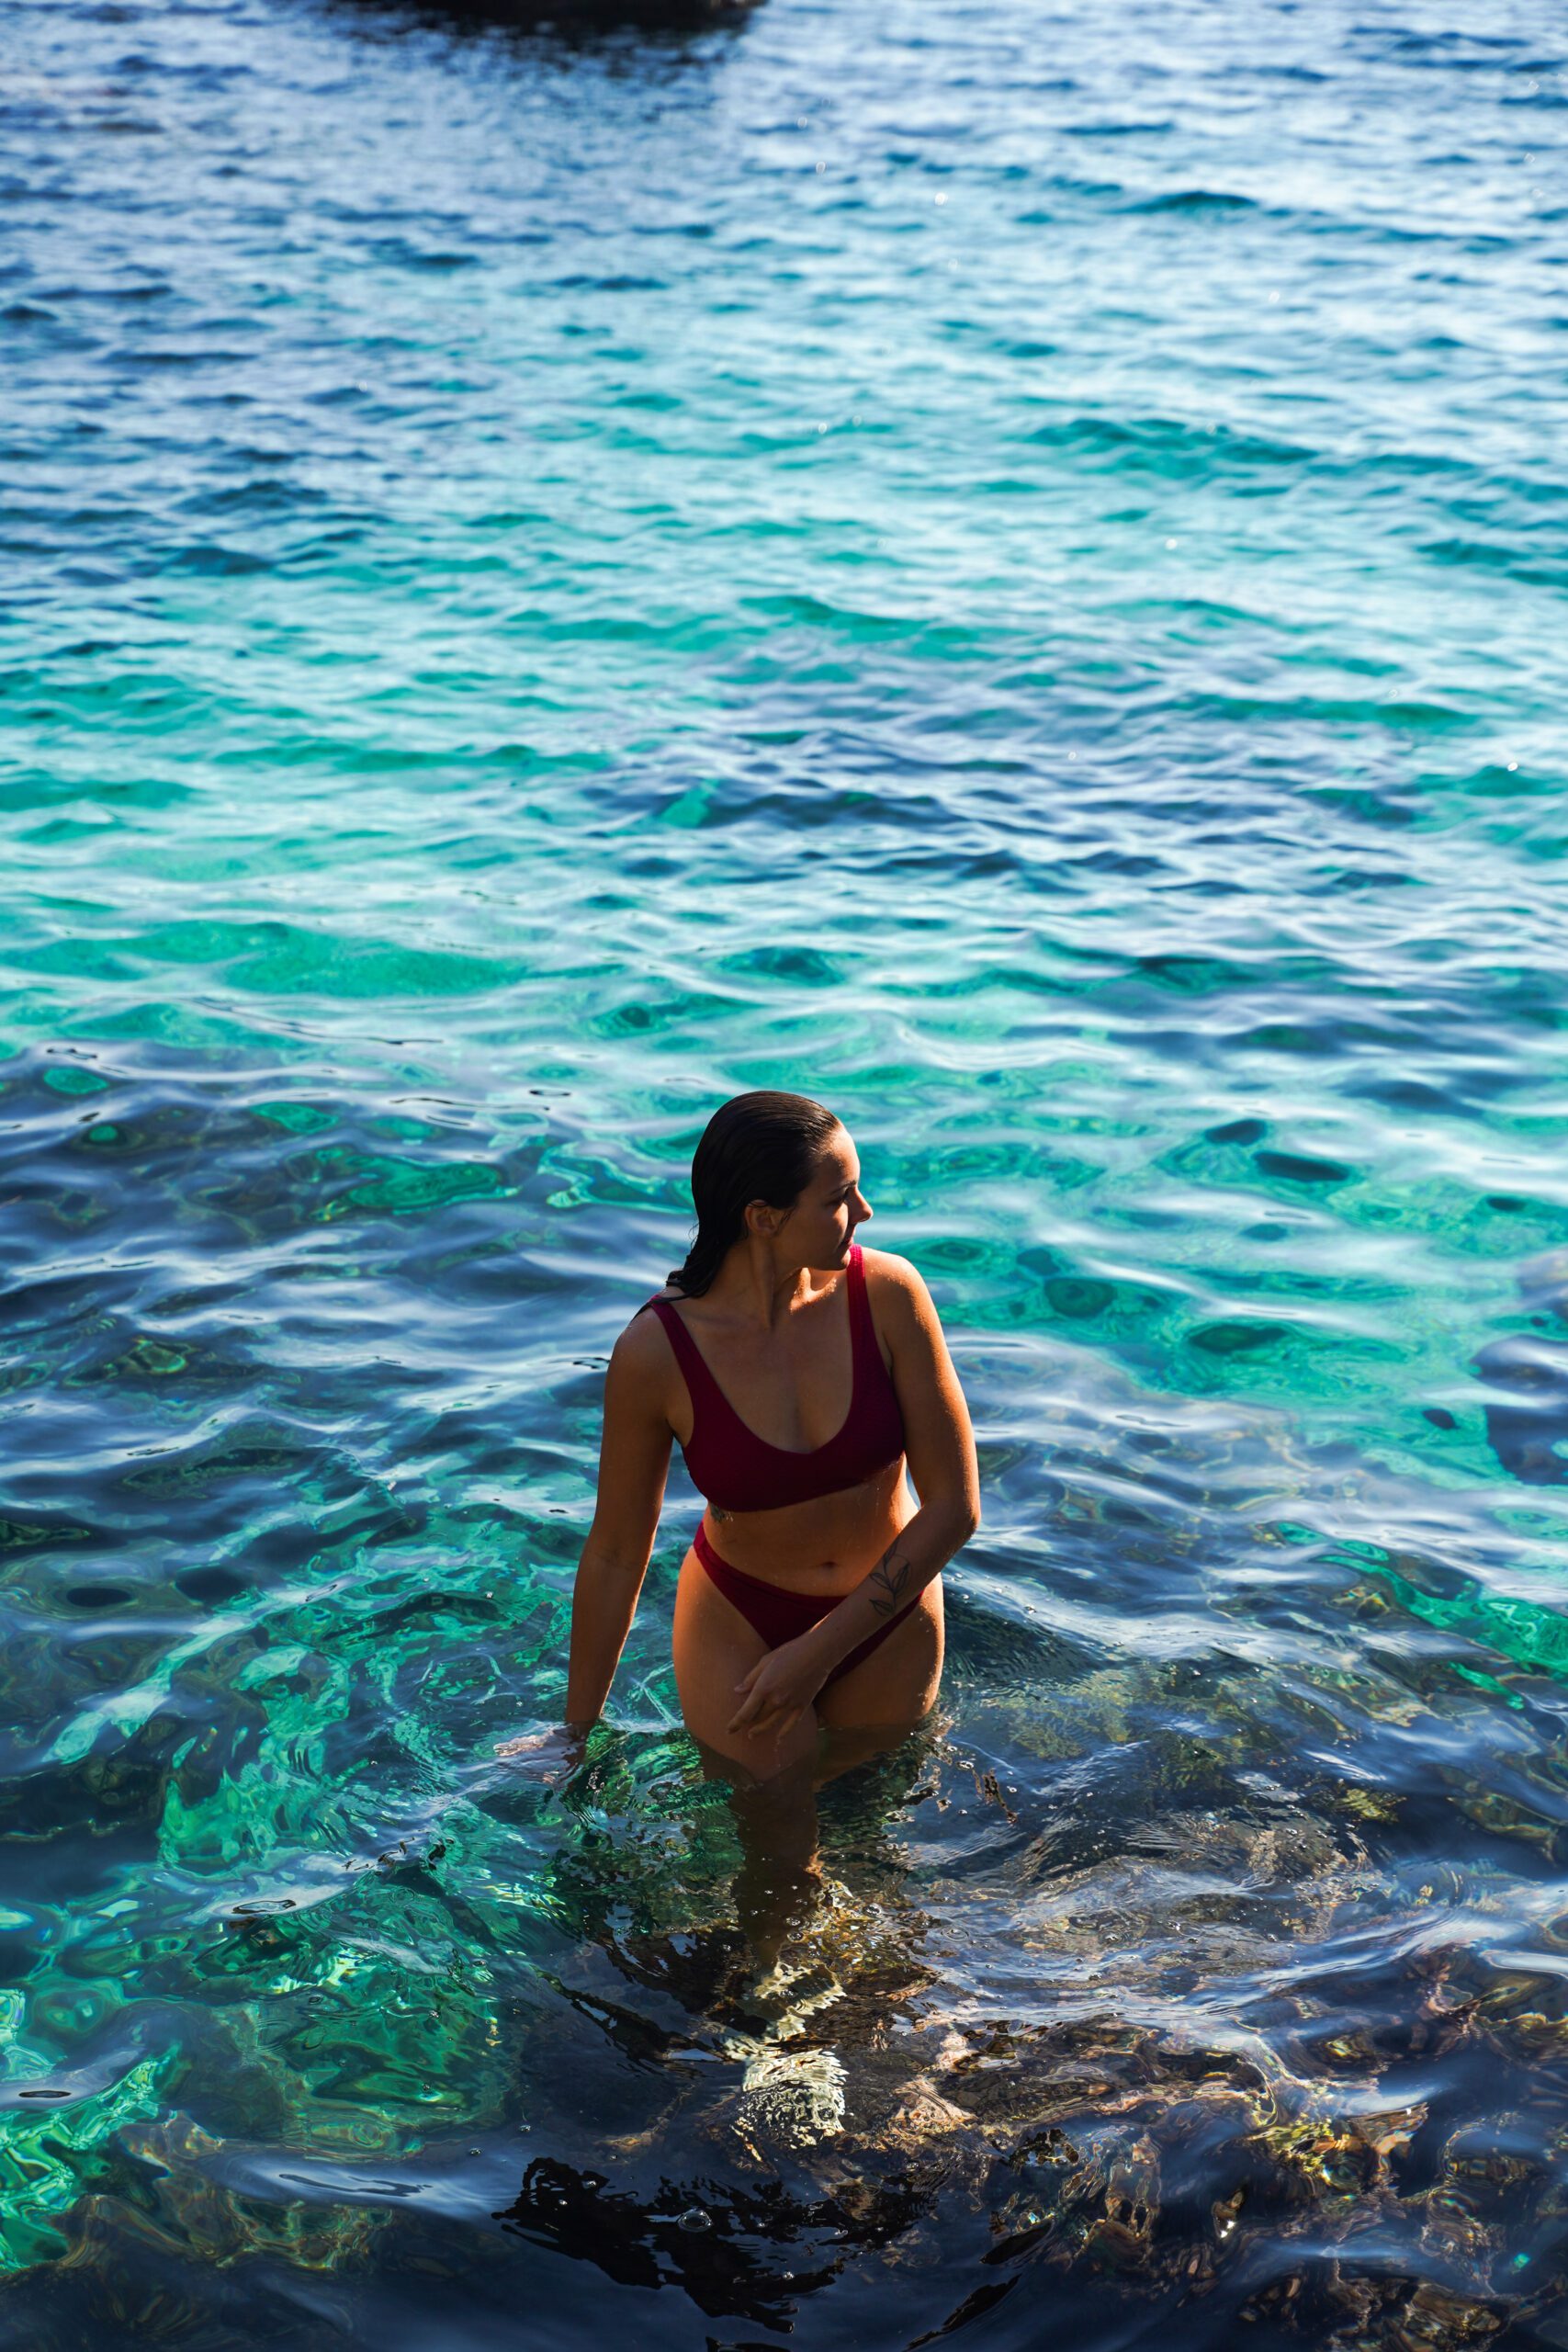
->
xmin=786 ymin=1126 xmax=872 ymax=1271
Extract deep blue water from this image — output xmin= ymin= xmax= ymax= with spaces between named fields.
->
xmin=3 ymin=0 xmax=1568 ymax=2342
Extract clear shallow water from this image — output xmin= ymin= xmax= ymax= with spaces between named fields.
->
xmin=3 ymin=0 xmax=1568 ymax=2339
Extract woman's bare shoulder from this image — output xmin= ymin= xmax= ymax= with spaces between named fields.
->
xmin=612 ymin=1297 xmax=677 ymax=1369
xmin=858 ymin=1245 xmax=936 ymax=1325
xmin=859 ymin=1242 xmax=927 ymax=1290
xmin=603 ymin=1302 xmax=683 ymax=1437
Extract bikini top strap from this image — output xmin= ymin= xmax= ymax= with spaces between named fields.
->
xmin=641 ymin=1295 xmax=726 ymax=1413
xmin=846 ymin=1243 xmax=877 ymax=1373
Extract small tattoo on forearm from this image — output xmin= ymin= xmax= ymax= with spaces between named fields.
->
xmin=868 ymin=1546 xmax=913 ymax=1619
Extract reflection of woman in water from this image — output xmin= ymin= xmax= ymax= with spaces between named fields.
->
xmin=503 ymin=1091 xmax=979 ymax=1958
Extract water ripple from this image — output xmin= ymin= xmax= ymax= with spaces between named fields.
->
xmin=2 ymin=0 xmax=1566 ymax=2339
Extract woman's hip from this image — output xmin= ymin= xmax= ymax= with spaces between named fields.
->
xmin=672 ymin=1532 xmax=942 ymax=1729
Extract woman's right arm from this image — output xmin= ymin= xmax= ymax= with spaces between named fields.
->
xmin=562 ymin=1316 xmax=674 ymax=1730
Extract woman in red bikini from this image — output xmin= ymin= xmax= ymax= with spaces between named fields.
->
xmin=510 ymin=1091 xmax=979 ymax=1792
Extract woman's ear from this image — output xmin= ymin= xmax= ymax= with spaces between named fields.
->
xmin=744 ymin=1196 xmax=785 ymax=1240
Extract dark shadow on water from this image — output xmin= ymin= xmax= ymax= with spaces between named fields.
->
xmin=326 ymin=0 xmax=761 ymax=43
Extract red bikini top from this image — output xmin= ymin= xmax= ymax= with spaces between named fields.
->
xmin=640 ymin=1243 xmax=906 ymax=1513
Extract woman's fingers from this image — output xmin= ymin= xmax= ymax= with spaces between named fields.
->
xmin=728 ymin=1645 xmax=820 ymax=1740
xmin=732 ymin=1663 xmax=784 ymax=1721
xmin=729 ymin=1684 xmax=787 ymax=1736
xmin=739 ymin=1698 xmax=800 ymax=1740
xmin=497 ymin=1730 xmax=565 ymax=1762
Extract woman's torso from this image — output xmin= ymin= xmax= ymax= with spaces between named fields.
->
xmin=643 ymin=1245 xmax=914 ymax=1598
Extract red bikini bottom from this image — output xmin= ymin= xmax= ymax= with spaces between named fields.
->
xmin=693 ymin=1520 xmax=918 ymax=1689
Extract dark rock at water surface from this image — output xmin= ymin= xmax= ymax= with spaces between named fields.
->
xmin=334 ymin=0 xmax=760 ymax=32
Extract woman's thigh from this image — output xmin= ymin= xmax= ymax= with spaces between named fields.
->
xmin=814 ymin=1578 xmax=944 ymax=1735
xmin=671 ymin=1549 xmax=820 ymax=1781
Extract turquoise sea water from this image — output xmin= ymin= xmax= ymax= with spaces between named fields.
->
xmin=4 ymin=0 xmax=1568 ymax=2339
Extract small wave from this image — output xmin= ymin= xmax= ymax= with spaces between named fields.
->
xmin=1023 ymin=412 xmax=1312 ymax=472
xmin=157 ymin=542 xmax=276 ymax=576
xmin=1122 ymin=187 xmax=1259 ymax=213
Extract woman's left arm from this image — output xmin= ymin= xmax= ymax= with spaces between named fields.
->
xmin=728 ymin=1252 xmax=979 ymax=1739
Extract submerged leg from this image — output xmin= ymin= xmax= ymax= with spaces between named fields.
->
xmin=674 ymin=1550 xmax=825 ymax=1970
xmin=694 ymin=1739 xmax=820 ymax=1973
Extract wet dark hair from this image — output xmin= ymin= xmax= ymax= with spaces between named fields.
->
xmin=666 ymin=1091 xmax=843 ymax=1297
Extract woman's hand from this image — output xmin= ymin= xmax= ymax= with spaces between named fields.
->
xmin=728 ymin=1635 xmax=830 ymax=1747
xmin=494 ymin=1724 xmax=588 ymax=1781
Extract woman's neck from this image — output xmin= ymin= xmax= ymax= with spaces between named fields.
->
xmin=703 ymin=1241 xmax=815 ymax=1332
